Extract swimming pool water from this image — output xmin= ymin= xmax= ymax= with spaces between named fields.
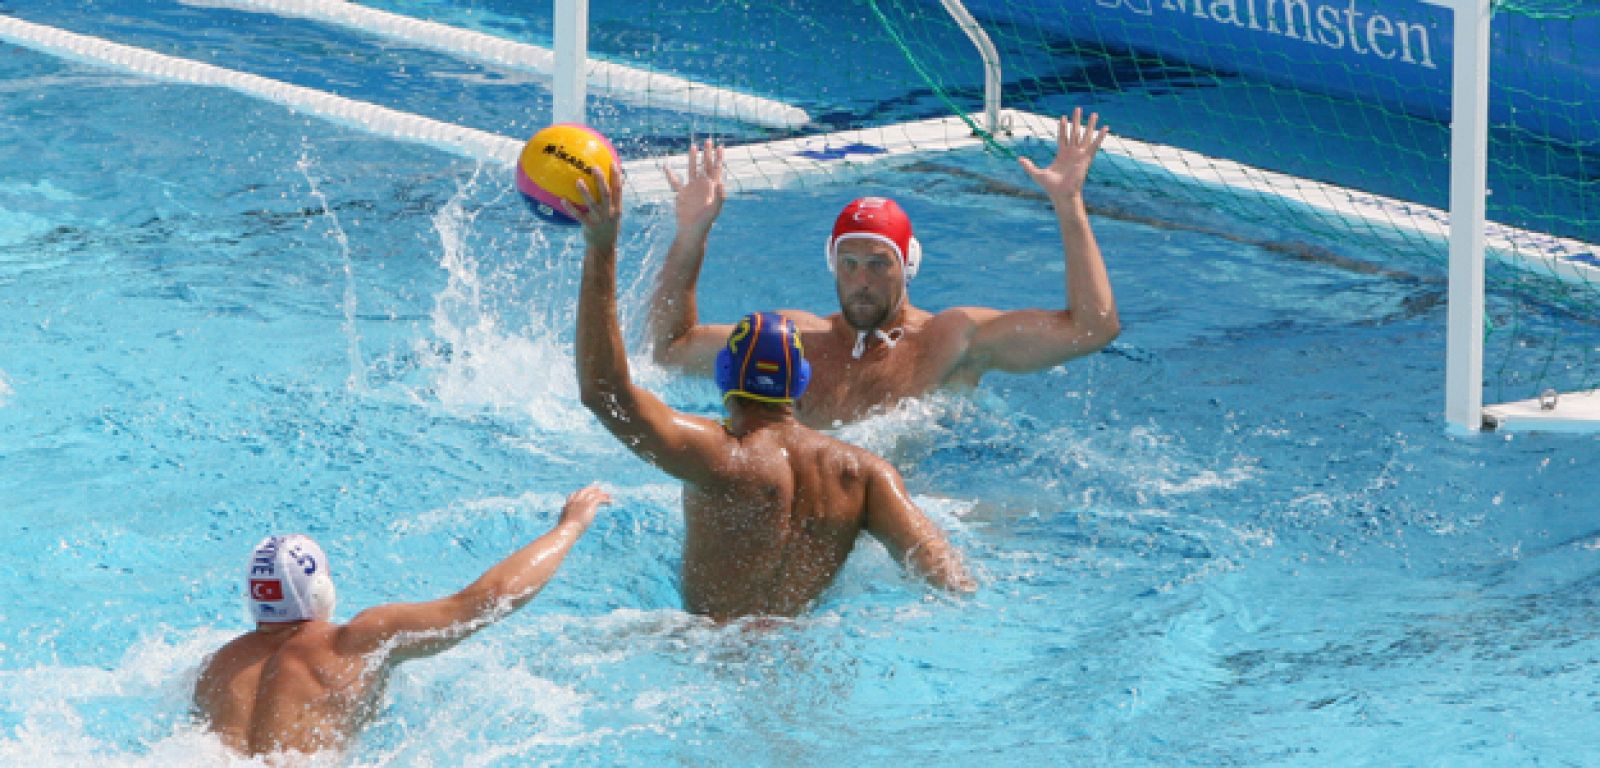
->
xmin=4 ymin=3 xmax=1600 ymax=766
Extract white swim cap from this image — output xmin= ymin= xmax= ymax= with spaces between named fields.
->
xmin=245 ymin=534 xmax=336 ymax=623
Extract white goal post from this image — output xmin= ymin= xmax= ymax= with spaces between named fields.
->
xmin=1432 ymin=0 xmax=1600 ymax=433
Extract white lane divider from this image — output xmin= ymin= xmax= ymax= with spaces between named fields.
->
xmin=0 ymin=14 xmax=524 ymax=164
xmin=186 ymin=0 xmax=812 ymax=130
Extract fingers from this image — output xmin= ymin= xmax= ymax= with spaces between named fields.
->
xmin=559 ymin=484 xmax=611 ymax=530
xmin=569 ymin=483 xmax=612 ymax=506
xmin=1017 ymin=156 xmax=1040 ymax=177
xmin=593 ymin=165 xmax=611 ymax=210
xmin=701 ymin=138 xmax=717 ymax=179
xmin=1090 ymin=123 xmax=1110 ymax=152
xmin=567 ymin=484 xmax=608 ymax=501
xmin=578 ymin=165 xmax=611 ymax=209
xmin=667 ymin=135 xmax=711 ymax=191
xmin=572 ymin=163 xmax=623 ymax=229
xmin=667 ymin=138 xmax=724 ymax=192
xmin=607 ymin=162 xmax=623 ymax=210
xmin=575 ymin=174 xmax=598 ymax=211
xmin=1058 ymin=109 xmax=1108 ymax=150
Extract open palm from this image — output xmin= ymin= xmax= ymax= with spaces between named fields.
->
xmin=663 ymin=138 xmax=725 ymax=235
xmin=1018 ymin=108 xmax=1108 ymax=201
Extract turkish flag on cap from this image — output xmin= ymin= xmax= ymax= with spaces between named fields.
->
xmin=831 ymin=197 xmax=913 ymax=263
xmin=250 ymin=579 xmax=285 ymax=601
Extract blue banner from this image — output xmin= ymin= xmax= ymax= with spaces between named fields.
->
xmin=966 ymin=0 xmax=1600 ymax=143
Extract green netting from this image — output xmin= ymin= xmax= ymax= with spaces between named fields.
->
xmin=1480 ymin=4 xmax=1600 ymax=405
xmin=865 ymin=0 xmax=1012 ymax=154
xmin=1498 ymin=1 xmax=1600 ymax=20
xmin=566 ymin=0 xmax=1599 ymax=408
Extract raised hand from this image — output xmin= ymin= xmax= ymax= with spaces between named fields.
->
xmin=1018 ymin=108 xmax=1109 ymax=202
xmin=569 ymin=162 xmax=625 ymax=250
xmin=662 ymin=138 xmax=726 ymax=236
xmin=558 ymin=484 xmax=612 ymax=530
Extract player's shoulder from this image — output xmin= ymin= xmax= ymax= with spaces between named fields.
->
xmin=804 ymin=429 xmax=893 ymax=482
xmin=931 ymin=305 xmax=1001 ymax=327
xmin=915 ymin=307 xmax=997 ymax=354
xmin=776 ymin=308 xmax=830 ymax=330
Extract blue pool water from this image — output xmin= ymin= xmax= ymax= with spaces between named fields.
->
xmin=4 ymin=2 xmax=1600 ymax=766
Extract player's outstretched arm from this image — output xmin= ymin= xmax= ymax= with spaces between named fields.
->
xmin=337 ymin=485 xmax=611 ymax=663
xmin=648 ymin=139 xmax=735 ymax=375
xmin=572 ymin=164 xmax=730 ymax=485
xmin=963 ymin=109 xmax=1120 ymax=374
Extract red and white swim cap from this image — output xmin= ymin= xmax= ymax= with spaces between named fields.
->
xmin=825 ymin=197 xmax=922 ymax=280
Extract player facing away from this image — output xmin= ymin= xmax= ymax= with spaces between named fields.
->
xmin=193 ymin=485 xmax=609 ymax=757
xmin=568 ymin=162 xmax=974 ymax=622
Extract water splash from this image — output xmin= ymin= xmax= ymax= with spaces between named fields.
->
xmin=830 ymin=392 xmax=972 ymax=463
xmin=414 ymin=171 xmax=593 ymax=432
xmin=0 ymin=629 xmax=253 ymax=767
xmin=295 ymin=149 xmax=368 ymax=395
xmin=409 ymin=173 xmax=678 ymax=433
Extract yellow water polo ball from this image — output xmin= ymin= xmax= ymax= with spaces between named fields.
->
xmin=514 ymin=123 xmax=619 ymax=225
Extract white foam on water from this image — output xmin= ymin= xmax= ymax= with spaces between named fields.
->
xmin=0 ymin=628 xmax=267 ymax=767
xmin=368 ymin=646 xmax=591 ymax=765
xmin=0 ymin=719 xmax=284 ymax=768
xmin=413 ymin=175 xmax=593 ymax=433
xmin=0 ymin=629 xmax=224 ymax=707
xmin=830 ymin=392 xmax=971 ymax=463
xmin=0 ymin=617 xmax=661 ymax=765
xmin=1043 ymin=418 xmax=1263 ymax=511
xmin=0 ymin=371 xmax=11 ymax=407
xmin=292 ymin=149 xmax=370 ymax=396
xmin=355 ymin=611 xmax=730 ymax=765
xmin=1148 ymin=460 xmax=1259 ymax=497
xmin=911 ymin=493 xmax=979 ymax=537
xmin=0 ymin=179 xmax=79 ymax=203
xmin=830 ymin=388 xmax=1260 ymax=513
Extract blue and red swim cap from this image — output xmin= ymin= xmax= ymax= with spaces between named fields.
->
xmin=716 ymin=312 xmax=811 ymax=405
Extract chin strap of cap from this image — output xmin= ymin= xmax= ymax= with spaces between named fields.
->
xmin=851 ymin=327 xmax=903 ymax=359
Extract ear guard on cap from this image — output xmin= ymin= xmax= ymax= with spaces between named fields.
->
xmin=825 ymin=234 xmax=921 ymax=280
xmin=301 ymin=571 xmax=337 ymax=622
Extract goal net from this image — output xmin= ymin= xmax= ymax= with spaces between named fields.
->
xmin=544 ymin=0 xmax=1600 ymax=430
xmin=13 ymin=0 xmax=1591 ymax=429
xmin=627 ymin=0 xmax=1600 ymax=432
